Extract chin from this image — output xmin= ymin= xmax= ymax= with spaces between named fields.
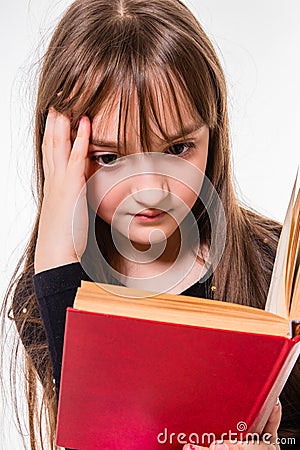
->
xmin=129 ymin=233 xmax=169 ymax=246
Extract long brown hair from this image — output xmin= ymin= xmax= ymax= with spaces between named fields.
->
xmin=1 ymin=0 xmax=298 ymax=448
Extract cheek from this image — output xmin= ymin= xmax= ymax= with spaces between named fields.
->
xmin=174 ymin=183 xmax=198 ymax=208
xmin=85 ymin=167 xmax=129 ymax=222
xmin=192 ymin=128 xmax=209 ymax=175
xmin=85 ymin=159 xmax=99 ymax=181
xmin=182 ymin=149 xmax=208 ymax=204
xmin=194 ymin=145 xmax=208 ymax=174
xmin=169 ymin=163 xmax=205 ymax=208
xmin=199 ymin=154 xmax=208 ymax=174
xmin=96 ymin=190 xmax=121 ymax=223
xmin=85 ymin=176 xmax=118 ymax=223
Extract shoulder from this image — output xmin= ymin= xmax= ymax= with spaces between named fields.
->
xmin=32 ymin=262 xmax=92 ymax=299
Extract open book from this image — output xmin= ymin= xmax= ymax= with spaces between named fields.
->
xmin=56 ymin=174 xmax=300 ymax=450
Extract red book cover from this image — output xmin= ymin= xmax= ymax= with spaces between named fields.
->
xmin=56 ymin=307 xmax=300 ymax=450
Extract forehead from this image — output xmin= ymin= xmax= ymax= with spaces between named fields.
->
xmin=90 ymin=76 xmax=202 ymax=145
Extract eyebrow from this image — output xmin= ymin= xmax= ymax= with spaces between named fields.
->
xmin=89 ymin=123 xmax=203 ymax=149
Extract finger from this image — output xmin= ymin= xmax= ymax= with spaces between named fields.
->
xmin=262 ymin=400 xmax=281 ymax=438
xmin=52 ymin=111 xmax=72 ymax=174
xmin=68 ymin=116 xmax=91 ymax=176
xmin=211 ymin=443 xmax=244 ymax=450
xmin=183 ymin=444 xmax=208 ymax=450
xmin=211 ymin=438 xmax=279 ymax=450
xmin=42 ymin=107 xmax=57 ymax=175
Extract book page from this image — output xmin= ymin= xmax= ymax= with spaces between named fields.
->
xmin=290 ymin=244 xmax=300 ymax=319
xmin=286 ymin=188 xmax=300 ymax=309
xmin=74 ymin=281 xmax=289 ymax=337
xmin=265 ymin=171 xmax=298 ymax=318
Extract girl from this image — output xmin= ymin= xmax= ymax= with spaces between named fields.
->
xmin=1 ymin=0 xmax=299 ymax=449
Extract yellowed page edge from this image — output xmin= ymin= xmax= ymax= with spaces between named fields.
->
xmin=286 ymin=188 xmax=300 ymax=305
xmin=265 ymin=172 xmax=298 ymax=318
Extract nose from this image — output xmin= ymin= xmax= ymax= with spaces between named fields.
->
xmin=131 ymin=173 xmax=171 ymax=208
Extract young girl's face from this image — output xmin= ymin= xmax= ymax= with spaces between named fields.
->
xmin=84 ymin=83 xmax=209 ymax=251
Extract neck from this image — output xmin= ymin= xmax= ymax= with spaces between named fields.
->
xmin=110 ymin=228 xmax=208 ymax=293
xmin=113 ymin=227 xmax=182 ymax=278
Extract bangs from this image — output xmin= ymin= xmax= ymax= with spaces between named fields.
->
xmin=54 ymin=64 xmax=215 ymax=153
xmin=39 ymin=0 xmax=223 ymax=171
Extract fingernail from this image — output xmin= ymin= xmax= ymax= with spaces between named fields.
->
xmin=79 ymin=116 xmax=86 ymax=127
xmin=276 ymin=397 xmax=280 ymax=405
xmin=212 ymin=444 xmax=229 ymax=450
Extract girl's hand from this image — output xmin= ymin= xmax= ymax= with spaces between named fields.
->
xmin=34 ymin=108 xmax=91 ymax=273
xmin=182 ymin=401 xmax=281 ymax=450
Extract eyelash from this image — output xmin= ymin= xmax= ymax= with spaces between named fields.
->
xmin=90 ymin=142 xmax=196 ymax=167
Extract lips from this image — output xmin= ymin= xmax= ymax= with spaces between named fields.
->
xmin=135 ymin=209 xmax=164 ymax=217
xmin=132 ymin=209 xmax=169 ymax=223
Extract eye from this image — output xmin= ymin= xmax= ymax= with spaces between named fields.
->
xmin=90 ymin=152 xmax=119 ymax=166
xmin=165 ymin=142 xmax=195 ymax=157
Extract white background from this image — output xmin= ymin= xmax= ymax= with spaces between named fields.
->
xmin=1 ymin=1 xmax=299 ymax=448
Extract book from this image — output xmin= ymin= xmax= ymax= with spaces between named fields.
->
xmin=56 ymin=174 xmax=300 ymax=450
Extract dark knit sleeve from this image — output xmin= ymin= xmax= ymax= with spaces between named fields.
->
xmin=32 ymin=262 xmax=91 ymax=395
